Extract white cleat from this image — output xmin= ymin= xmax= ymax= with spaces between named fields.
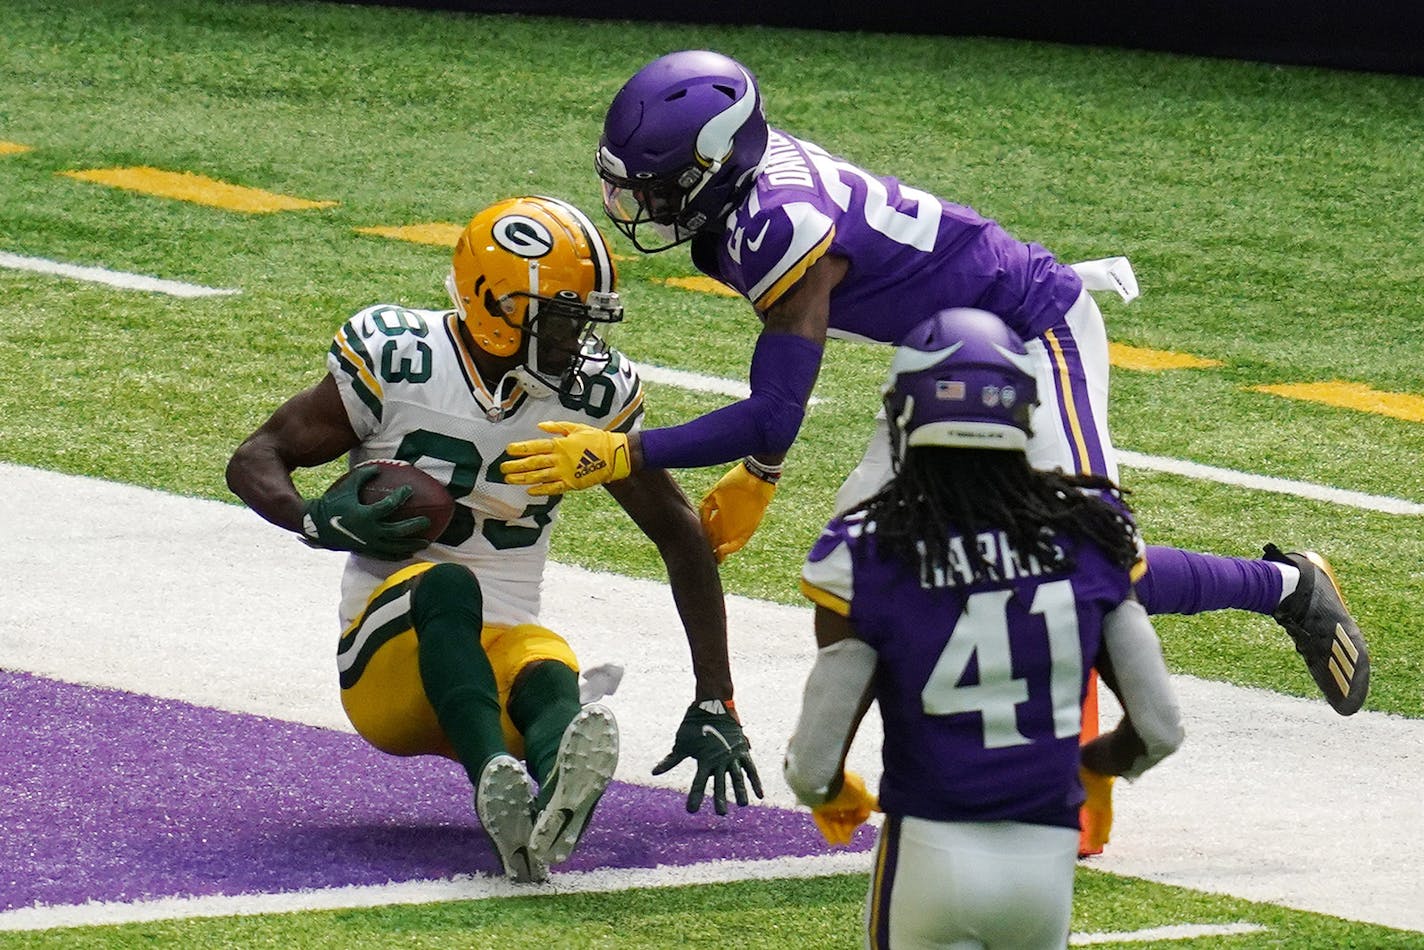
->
xmin=529 ymin=703 xmax=620 ymax=867
xmin=475 ymin=754 xmax=548 ymax=884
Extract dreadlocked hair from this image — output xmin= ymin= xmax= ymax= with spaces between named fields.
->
xmin=854 ymin=447 xmax=1139 ymax=586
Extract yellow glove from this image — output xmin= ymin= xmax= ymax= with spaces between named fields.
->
xmin=810 ymin=771 xmax=878 ymax=847
xmin=1079 ymin=766 xmax=1115 ymax=853
xmin=501 ymin=421 xmax=632 ymax=496
xmin=700 ymin=457 xmax=781 ymax=563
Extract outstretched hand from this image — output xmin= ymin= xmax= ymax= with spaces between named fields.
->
xmin=502 ymin=421 xmax=632 ymax=496
xmin=653 ymin=700 xmax=764 ymax=815
xmin=699 ymin=458 xmax=778 ymax=563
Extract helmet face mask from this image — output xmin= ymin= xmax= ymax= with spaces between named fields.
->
xmin=447 ymin=197 xmax=623 ymax=398
xmin=600 ymin=162 xmax=702 ymax=225
xmin=520 ymin=289 xmax=619 ymax=396
xmin=882 ymin=309 xmax=1040 ymax=466
xmin=597 ymin=50 xmax=769 ymax=252
xmin=597 ymin=158 xmax=707 ymax=251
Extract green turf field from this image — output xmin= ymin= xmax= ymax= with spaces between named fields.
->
xmin=6 ymin=871 xmax=1424 ymax=949
xmin=2 ymin=0 xmax=1421 ymax=944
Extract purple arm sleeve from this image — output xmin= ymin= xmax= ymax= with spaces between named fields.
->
xmin=640 ymin=332 xmax=823 ymax=469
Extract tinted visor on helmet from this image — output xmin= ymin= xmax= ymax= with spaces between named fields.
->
xmin=597 ymin=161 xmax=704 ymax=252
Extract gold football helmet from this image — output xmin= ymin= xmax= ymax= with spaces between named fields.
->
xmin=447 ymin=195 xmax=623 ymax=397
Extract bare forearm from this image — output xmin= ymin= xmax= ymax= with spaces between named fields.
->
xmin=660 ymin=536 xmax=734 ymax=700
xmin=1080 ymin=717 xmax=1148 ymax=776
xmin=226 ymin=375 xmax=359 ymax=534
xmin=607 ymin=469 xmax=735 ymax=700
xmin=226 ymin=435 xmax=309 ymax=533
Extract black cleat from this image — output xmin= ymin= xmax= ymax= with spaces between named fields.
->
xmin=1265 ymin=544 xmax=1370 ymax=715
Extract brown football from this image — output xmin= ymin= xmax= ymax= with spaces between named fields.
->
xmin=337 ymin=459 xmax=455 ymax=541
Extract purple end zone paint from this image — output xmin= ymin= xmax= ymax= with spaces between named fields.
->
xmin=0 ymin=670 xmax=871 ymax=911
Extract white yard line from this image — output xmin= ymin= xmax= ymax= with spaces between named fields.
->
xmin=639 ymin=363 xmax=756 ymax=400
xmin=1070 ymin=922 xmax=1268 ymax=945
xmin=640 ymin=363 xmax=822 ymax=405
xmin=641 ymin=366 xmax=1421 ymax=515
xmin=1117 ymin=450 xmax=1424 ymax=515
xmin=0 ymin=250 xmax=240 ymax=298
xmin=1 ymin=463 xmax=1421 ymax=932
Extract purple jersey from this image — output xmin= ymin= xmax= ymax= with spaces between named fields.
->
xmin=691 ymin=129 xmax=1082 ymax=343
xmin=800 ymin=511 xmax=1133 ymax=828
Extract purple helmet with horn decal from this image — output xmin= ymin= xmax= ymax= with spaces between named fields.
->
xmin=882 ymin=308 xmax=1040 ymax=461
xmin=596 ymin=50 xmax=769 ymax=252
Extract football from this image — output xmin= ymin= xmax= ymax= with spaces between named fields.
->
xmin=334 ymin=459 xmax=455 ymax=542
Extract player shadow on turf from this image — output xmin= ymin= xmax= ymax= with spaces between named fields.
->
xmin=259 ymin=781 xmax=876 ymax=886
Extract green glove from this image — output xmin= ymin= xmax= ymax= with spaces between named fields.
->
xmin=300 ymin=464 xmax=431 ymax=560
xmin=653 ymin=700 xmax=764 ymax=815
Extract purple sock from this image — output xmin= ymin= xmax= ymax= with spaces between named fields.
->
xmin=1136 ymin=545 xmax=1284 ymax=616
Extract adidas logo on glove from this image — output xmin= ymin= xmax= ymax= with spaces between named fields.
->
xmin=574 ymin=448 xmax=607 ymax=480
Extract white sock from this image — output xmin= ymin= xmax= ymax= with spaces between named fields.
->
xmin=1274 ymin=563 xmax=1301 ymax=604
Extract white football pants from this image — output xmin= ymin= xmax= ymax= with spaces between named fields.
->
xmin=865 ymin=817 xmax=1079 ymax=949
xmin=835 ymin=282 xmax=1122 ymax=514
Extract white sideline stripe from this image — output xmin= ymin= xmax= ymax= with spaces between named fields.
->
xmin=0 ymin=850 xmax=1266 ymax=945
xmin=1070 ymin=922 xmax=1267 ymax=945
xmin=3 ymin=464 xmax=1423 ymax=934
xmin=0 ymin=852 xmax=869 ymax=931
xmin=1118 ymin=450 xmax=1424 ymax=515
xmin=0 ymin=250 xmax=240 ymax=298
xmin=638 ymin=365 xmax=1418 ymax=513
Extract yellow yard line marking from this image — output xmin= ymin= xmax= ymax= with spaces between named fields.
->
xmin=657 ymin=275 xmax=742 ymax=298
xmin=0 ymin=141 xmax=34 ymax=156
xmin=61 ymin=167 xmax=336 ymax=213
xmin=1253 ymin=381 xmax=1424 ymax=424
xmin=355 ymin=223 xmax=462 ymax=246
xmin=1108 ymin=342 xmax=1222 ymax=371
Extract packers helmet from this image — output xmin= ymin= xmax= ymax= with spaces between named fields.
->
xmin=446 ymin=196 xmax=623 ymax=397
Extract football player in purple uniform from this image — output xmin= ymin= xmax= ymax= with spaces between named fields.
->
xmin=501 ymin=50 xmax=1369 ymax=738
xmin=228 ymin=196 xmax=760 ymax=883
xmin=786 ymin=308 xmax=1183 ymax=948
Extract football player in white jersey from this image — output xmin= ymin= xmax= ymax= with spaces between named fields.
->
xmin=227 ymin=196 xmax=760 ymax=884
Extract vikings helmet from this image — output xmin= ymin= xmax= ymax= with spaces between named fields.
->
xmin=882 ymin=308 xmax=1040 ymax=460
xmin=446 ymin=196 xmax=623 ymax=398
xmin=596 ymin=50 xmax=769 ymax=252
